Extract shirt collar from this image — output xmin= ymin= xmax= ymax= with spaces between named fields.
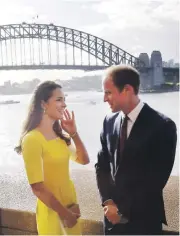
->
xmin=125 ymin=101 xmax=144 ymax=123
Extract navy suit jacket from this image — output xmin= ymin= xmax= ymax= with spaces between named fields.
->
xmin=95 ymin=103 xmax=177 ymax=224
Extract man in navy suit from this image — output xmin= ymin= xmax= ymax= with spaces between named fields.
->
xmin=95 ymin=65 xmax=177 ymax=235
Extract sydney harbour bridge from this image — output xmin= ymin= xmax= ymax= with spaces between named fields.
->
xmin=0 ymin=23 xmax=145 ymax=71
xmin=0 ymin=23 xmax=178 ymax=89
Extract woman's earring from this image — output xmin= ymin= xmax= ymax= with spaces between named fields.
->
xmin=43 ymin=108 xmax=46 ymax=114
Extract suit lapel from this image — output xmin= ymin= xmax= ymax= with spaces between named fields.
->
xmin=113 ymin=112 xmax=122 ymax=171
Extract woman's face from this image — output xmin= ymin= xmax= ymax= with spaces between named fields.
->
xmin=43 ymin=88 xmax=66 ymax=120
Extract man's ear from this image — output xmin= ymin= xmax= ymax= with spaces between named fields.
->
xmin=124 ymin=84 xmax=133 ymax=93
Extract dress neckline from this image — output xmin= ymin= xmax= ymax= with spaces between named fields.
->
xmin=34 ymin=129 xmax=60 ymax=142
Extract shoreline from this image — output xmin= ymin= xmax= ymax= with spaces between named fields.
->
xmin=0 ymin=168 xmax=179 ymax=232
xmin=139 ymin=89 xmax=179 ymax=94
xmin=0 ymin=88 xmax=179 ymax=96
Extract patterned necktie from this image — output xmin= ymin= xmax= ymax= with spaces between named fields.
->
xmin=120 ymin=115 xmax=129 ymax=155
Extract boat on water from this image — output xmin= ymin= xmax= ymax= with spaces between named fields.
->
xmin=89 ymin=101 xmax=96 ymax=105
xmin=0 ymin=100 xmax=20 ymax=105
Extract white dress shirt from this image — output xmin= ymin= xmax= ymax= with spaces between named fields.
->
xmin=122 ymin=100 xmax=144 ymax=138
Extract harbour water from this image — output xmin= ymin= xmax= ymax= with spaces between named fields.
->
xmin=0 ymin=91 xmax=179 ymax=176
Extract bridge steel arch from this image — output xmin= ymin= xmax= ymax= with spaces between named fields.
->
xmin=0 ymin=23 xmax=144 ymax=69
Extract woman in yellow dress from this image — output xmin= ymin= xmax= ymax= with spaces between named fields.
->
xmin=15 ymin=81 xmax=90 ymax=235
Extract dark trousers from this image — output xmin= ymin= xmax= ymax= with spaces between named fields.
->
xmin=104 ymin=218 xmax=163 ymax=235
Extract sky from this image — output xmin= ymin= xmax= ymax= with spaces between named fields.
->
xmin=0 ymin=0 xmax=179 ymax=84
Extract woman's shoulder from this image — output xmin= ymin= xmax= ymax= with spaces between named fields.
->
xmin=22 ymin=129 xmax=42 ymax=145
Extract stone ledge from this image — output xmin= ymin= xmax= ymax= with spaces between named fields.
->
xmin=0 ymin=208 xmax=36 ymax=233
xmin=0 ymin=227 xmax=36 ymax=235
xmin=0 ymin=208 xmax=104 ymax=235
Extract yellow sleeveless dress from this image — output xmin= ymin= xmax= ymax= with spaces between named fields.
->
xmin=22 ymin=129 xmax=81 ymax=235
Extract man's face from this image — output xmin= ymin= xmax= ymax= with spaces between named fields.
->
xmin=103 ymin=76 xmax=128 ymax=113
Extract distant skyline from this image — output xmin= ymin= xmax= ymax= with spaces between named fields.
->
xmin=0 ymin=0 xmax=179 ymax=84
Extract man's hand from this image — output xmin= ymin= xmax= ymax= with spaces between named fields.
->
xmin=103 ymin=199 xmax=116 ymax=207
xmin=103 ymin=204 xmax=121 ymax=225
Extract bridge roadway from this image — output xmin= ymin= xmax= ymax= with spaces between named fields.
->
xmin=0 ymin=64 xmax=108 ymax=71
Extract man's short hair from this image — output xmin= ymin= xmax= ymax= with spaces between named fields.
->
xmin=105 ymin=65 xmax=140 ymax=94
